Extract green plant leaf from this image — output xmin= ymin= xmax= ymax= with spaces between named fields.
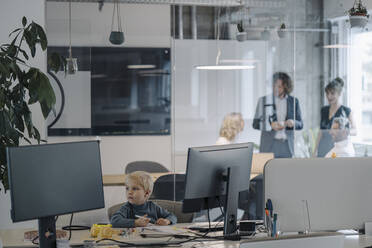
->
xmin=19 ymin=47 xmax=29 ymax=61
xmin=0 ymin=61 xmax=10 ymax=78
xmin=34 ymin=23 xmax=47 ymax=51
xmin=28 ymin=69 xmax=40 ymax=105
xmin=24 ymin=31 xmax=36 ymax=58
xmin=38 ymin=72 xmax=56 ymax=118
xmin=0 ymin=111 xmax=6 ymax=134
xmin=48 ymin=52 xmax=63 ymax=73
xmin=22 ymin=17 xmax=27 ymax=27
xmin=14 ymin=113 xmax=25 ymax=133
xmin=8 ymin=28 xmax=22 ymax=37
xmin=33 ymin=127 xmax=40 ymax=143
xmin=23 ymin=103 xmax=33 ymax=136
xmin=0 ymin=89 xmax=5 ymax=109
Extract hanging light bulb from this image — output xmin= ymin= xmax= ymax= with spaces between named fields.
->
xmin=66 ymin=0 xmax=78 ymax=74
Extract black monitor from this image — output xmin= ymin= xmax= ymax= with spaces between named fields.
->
xmin=7 ymin=141 xmax=105 ymax=248
xmin=182 ymin=143 xmax=253 ymax=239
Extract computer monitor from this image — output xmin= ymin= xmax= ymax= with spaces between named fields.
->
xmin=7 ymin=141 xmax=105 ymax=248
xmin=182 ymin=143 xmax=253 ymax=239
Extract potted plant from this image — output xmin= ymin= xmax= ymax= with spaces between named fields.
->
xmin=348 ymin=0 xmax=369 ymax=28
xmin=236 ymin=21 xmax=247 ymax=42
xmin=277 ymin=23 xmax=287 ymax=38
xmin=0 ymin=17 xmax=63 ymax=192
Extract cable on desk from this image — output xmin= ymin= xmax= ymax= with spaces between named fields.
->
xmin=62 ymin=213 xmax=90 ymax=241
xmin=31 ymin=235 xmax=39 ymax=245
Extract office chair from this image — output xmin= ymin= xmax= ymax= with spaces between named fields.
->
xmin=151 ymin=199 xmax=193 ymax=223
xmin=125 ymin=161 xmax=169 ymax=174
xmin=150 ymin=174 xmax=186 ymax=202
xmin=243 ymin=174 xmax=263 ymax=220
xmin=107 ymin=203 xmax=122 ymax=221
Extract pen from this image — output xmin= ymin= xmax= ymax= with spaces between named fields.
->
xmin=135 ymin=215 xmax=155 ymax=224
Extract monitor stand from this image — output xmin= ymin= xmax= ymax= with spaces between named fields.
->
xmin=38 ymin=216 xmax=57 ymax=248
xmin=222 ymin=166 xmax=240 ymax=240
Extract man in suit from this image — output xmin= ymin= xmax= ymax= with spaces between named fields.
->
xmin=252 ymin=72 xmax=303 ymax=158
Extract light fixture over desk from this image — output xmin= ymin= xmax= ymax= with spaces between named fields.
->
xmin=195 ymin=65 xmax=255 ymax=70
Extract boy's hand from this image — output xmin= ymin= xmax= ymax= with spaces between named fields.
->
xmin=134 ymin=215 xmax=150 ymax=227
xmin=156 ymin=218 xmax=170 ymax=225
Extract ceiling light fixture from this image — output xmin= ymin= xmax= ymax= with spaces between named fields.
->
xmin=195 ymin=7 xmax=256 ymax=71
xmin=66 ymin=0 xmax=78 ymax=74
xmin=127 ymin=64 xmax=156 ymax=69
xmin=195 ymin=65 xmax=255 ymax=70
xmin=322 ymin=44 xmax=350 ymax=49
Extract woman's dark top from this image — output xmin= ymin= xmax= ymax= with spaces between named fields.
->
xmin=317 ymin=105 xmax=351 ymax=157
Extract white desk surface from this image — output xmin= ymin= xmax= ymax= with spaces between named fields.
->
xmin=1 ymin=227 xmax=372 ymax=248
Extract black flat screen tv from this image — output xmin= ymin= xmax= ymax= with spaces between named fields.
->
xmin=47 ymin=47 xmax=171 ymax=136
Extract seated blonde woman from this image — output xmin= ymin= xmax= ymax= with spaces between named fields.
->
xmin=216 ymin=112 xmax=245 ymax=145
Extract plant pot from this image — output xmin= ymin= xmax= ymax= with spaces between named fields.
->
xmin=236 ymin=32 xmax=247 ymax=42
xmin=277 ymin=29 xmax=287 ymax=38
xmin=109 ymin=31 xmax=124 ymax=45
xmin=349 ymin=15 xmax=368 ymax=28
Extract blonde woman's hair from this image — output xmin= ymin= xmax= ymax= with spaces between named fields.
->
xmin=219 ymin=112 xmax=244 ymax=141
xmin=124 ymin=171 xmax=154 ymax=195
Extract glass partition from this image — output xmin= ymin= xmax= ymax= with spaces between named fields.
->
xmin=44 ymin=0 xmax=370 ymax=226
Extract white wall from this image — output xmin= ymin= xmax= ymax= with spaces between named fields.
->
xmin=0 ymin=0 xmax=46 ymax=229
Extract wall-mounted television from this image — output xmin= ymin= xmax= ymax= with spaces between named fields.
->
xmin=47 ymin=47 xmax=171 ymax=136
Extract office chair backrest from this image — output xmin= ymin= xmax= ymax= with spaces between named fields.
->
xmin=107 ymin=203 xmax=122 ymax=221
xmin=125 ymin=161 xmax=169 ymax=174
xmin=152 ymin=199 xmax=193 ymax=223
xmin=151 ymin=174 xmax=186 ymax=202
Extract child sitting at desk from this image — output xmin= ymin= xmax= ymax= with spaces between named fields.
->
xmin=110 ymin=171 xmax=177 ymax=228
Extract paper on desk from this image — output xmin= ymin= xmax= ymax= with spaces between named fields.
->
xmin=143 ymin=225 xmax=187 ymax=235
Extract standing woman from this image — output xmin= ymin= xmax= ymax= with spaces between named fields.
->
xmin=316 ymin=78 xmax=356 ymax=157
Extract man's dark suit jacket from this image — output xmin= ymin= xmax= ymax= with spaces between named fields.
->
xmin=252 ymin=95 xmax=303 ymax=156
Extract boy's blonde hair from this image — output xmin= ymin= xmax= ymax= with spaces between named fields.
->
xmin=124 ymin=171 xmax=154 ymax=195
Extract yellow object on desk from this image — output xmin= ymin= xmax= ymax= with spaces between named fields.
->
xmin=90 ymin=224 xmax=121 ymax=239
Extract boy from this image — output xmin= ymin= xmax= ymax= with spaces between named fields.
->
xmin=110 ymin=171 xmax=177 ymax=228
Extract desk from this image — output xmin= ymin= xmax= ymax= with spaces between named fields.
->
xmin=0 ymin=225 xmax=235 ymax=248
xmin=2 ymin=226 xmax=372 ymax=248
